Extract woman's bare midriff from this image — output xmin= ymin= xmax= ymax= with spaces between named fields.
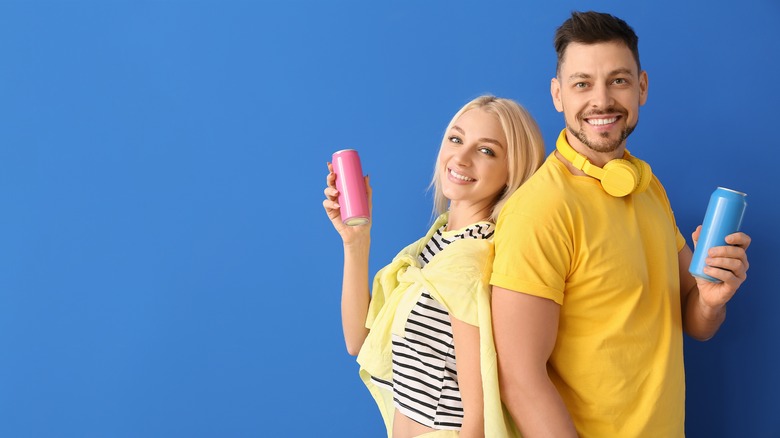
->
xmin=392 ymin=409 xmax=438 ymax=437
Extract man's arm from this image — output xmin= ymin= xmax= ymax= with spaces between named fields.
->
xmin=491 ymin=286 xmax=577 ymax=437
xmin=679 ymin=227 xmax=751 ymax=341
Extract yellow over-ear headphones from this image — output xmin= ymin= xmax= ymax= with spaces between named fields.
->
xmin=555 ymin=129 xmax=652 ymax=197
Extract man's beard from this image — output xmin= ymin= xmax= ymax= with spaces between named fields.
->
xmin=568 ymin=112 xmax=638 ymax=153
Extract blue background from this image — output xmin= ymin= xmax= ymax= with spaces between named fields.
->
xmin=1 ymin=1 xmax=778 ymax=437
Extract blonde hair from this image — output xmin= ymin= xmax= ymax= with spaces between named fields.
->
xmin=430 ymin=95 xmax=545 ymax=222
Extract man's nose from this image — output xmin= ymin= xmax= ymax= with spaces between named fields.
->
xmin=590 ymin=83 xmax=615 ymax=108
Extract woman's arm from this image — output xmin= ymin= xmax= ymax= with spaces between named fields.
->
xmin=340 ymin=236 xmax=371 ymax=355
xmin=323 ymin=164 xmax=373 ymax=355
xmin=451 ymin=317 xmax=484 ymax=438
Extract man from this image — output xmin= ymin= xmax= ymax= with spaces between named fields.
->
xmin=490 ymin=11 xmax=751 ymax=437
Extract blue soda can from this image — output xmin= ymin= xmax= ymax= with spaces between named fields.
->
xmin=689 ymin=187 xmax=747 ymax=282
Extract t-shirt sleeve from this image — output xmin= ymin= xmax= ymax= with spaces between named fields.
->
xmin=675 ymin=228 xmax=686 ymax=252
xmin=652 ymin=177 xmax=687 ymax=252
xmin=490 ymin=210 xmax=569 ymax=305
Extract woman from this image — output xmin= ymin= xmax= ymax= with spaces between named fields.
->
xmin=323 ymin=95 xmax=545 ymax=437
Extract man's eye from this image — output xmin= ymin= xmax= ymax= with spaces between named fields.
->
xmin=613 ymin=78 xmax=627 ymax=85
xmin=449 ymin=136 xmax=463 ymax=144
xmin=575 ymin=82 xmax=588 ymax=88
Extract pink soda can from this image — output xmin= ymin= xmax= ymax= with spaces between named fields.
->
xmin=332 ymin=149 xmax=370 ymax=226
xmin=689 ymin=187 xmax=747 ymax=282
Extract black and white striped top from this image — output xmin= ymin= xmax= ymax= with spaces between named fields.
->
xmin=371 ymin=222 xmax=494 ymax=430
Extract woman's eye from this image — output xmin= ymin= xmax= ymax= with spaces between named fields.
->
xmin=479 ymin=147 xmax=495 ymax=156
xmin=449 ymin=136 xmax=463 ymax=144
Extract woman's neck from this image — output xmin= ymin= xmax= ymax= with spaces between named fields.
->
xmin=446 ymin=202 xmax=493 ymax=231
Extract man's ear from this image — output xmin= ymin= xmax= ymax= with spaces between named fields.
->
xmin=639 ymin=70 xmax=649 ymax=106
xmin=551 ymin=77 xmax=564 ymax=112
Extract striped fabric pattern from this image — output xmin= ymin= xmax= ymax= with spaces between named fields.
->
xmin=371 ymin=222 xmax=494 ymax=430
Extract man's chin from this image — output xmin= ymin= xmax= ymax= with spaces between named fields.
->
xmin=569 ymin=124 xmax=634 ymax=153
xmin=588 ymin=135 xmax=624 ymax=153
xmin=569 ymin=128 xmax=620 ymax=153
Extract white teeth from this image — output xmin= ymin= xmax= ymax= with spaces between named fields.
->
xmin=449 ymin=169 xmax=475 ymax=181
xmin=587 ymin=117 xmax=618 ymax=126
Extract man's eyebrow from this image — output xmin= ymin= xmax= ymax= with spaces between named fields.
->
xmin=609 ymin=67 xmax=635 ymax=76
xmin=567 ymin=72 xmax=592 ymax=81
xmin=566 ymin=68 xmax=635 ymax=81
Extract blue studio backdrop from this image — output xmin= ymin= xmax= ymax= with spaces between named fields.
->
xmin=1 ymin=1 xmax=778 ymax=437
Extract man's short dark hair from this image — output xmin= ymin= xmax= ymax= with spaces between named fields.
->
xmin=554 ymin=11 xmax=641 ymax=74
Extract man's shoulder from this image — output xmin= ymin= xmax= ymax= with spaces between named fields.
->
xmin=503 ymin=158 xmax=569 ymax=213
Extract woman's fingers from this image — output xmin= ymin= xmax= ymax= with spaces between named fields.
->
xmin=323 ymin=186 xmax=339 ymax=201
xmin=365 ymin=175 xmax=373 ymax=215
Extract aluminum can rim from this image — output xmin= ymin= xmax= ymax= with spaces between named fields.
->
xmin=716 ymin=187 xmax=747 ymax=197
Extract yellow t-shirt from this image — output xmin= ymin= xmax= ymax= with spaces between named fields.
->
xmin=491 ymin=152 xmax=687 ymax=437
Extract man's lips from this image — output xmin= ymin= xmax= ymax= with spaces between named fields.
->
xmin=585 ymin=116 xmax=619 ymax=126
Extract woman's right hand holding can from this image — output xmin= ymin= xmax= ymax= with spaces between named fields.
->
xmin=323 ymin=162 xmax=372 ymax=246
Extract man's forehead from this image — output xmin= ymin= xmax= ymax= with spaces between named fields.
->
xmin=559 ymin=41 xmax=639 ymax=75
